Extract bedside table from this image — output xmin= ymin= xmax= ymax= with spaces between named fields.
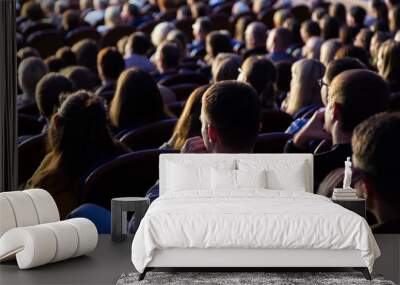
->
xmin=332 ymin=198 xmax=366 ymax=218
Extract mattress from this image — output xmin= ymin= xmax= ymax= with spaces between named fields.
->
xmin=131 ymin=190 xmax=380 ymax=273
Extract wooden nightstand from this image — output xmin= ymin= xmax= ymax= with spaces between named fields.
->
xmin=331 ymin=198 xmax=366 ymax=218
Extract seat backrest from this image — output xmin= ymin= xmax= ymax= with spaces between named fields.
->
xmin=260 ymin=109 xmax=293 ymax=133
xmin=18 ymin=133 xmax=48 ymax=186
xmin=254 ymin=132 xmax=292 ymax=153
xmin=101 ymin=25 xmax=135 ymax=47
xmin=159 ymin=153 xmax=314 ymax=195
xmin=18 ymin=114 xmax=45 ymax=137
xmin=119 ymin=118 xmax=178 ymax=151
xmin=26 ymin=30 xmax=65 ymax=58
xmin=169 ymin=83 xmax=200 ymax=101
xmin=83 ymin=149 xmax=179 ymax=209
xmin=167 ymin=100 xmax=186 ymax=117
xmin=66 ymin=27 xmax=101 ymax=46
xmin=158 ymin=73 xmax=208 ymax=86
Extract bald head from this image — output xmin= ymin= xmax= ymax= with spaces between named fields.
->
xmin=245 ymin=22 xmax=267 ymax=50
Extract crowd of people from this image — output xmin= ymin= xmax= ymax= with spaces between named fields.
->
xmin=16 ymin=0 xmax=400 ymax=232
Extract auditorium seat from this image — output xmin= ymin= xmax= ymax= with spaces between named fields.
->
xmin=119 ymin=118 xmax=177 ymax=151
xmin=254 ymin=132 xmax=292 ymax=153
xmin=169 ymin=83 xmax=200 ymax=101
xmin=18 ymin=114 xmax=45 ymax=137
xmin=167 ymin=100 xmax=185 ymax=117
xmin=101 ymin=25 xmax=135 ymax=47
xmin=26 ymin=30 xmax=65 ymax=58
xmin=82 ymin=149 xmax=179 ymax=209
xmin=18 ymin=133 xmax=48 ymax=187
xmin=158 ymin=73 xmax=209 ymax=86
xmin=66 ymin=27 xmax=101 ymax=46
xmin=260 ymin=109 xmax=293 ymax=133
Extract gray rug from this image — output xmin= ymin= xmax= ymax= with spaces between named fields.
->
xmin=117 ymin=272 xmax=396 ymax=285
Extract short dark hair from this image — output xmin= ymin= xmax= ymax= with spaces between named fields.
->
xmin=352 ymin=112 xmax=400 ymax=202
xmin=202 ymin=81 xmax=261 ymax=152
xmin=63 ymin=9 xmax=81 ymax=31
xmin=350 ymin=6 xmax=367 ymax=26
xmin=330 ymin=70 xmax=390 ymax=133
xmin=302 ymin=20 xmax=320 ymax=38
xmin=72 ymin=39 xmax=99 ymax=74
xmin=320 ymin=16 xmax=339 ymax=40
xmin=97 ymin=47 xmax=125 ymax=80
xmin=45 ymin=56 xmax=66 ymax=72
xmin=197 ymin=17 xmax=212 ymax=34
xmin=158 ymin=41 xmax=181 ymax=69
xmin=61 ymin=66 xmax=97 ymax=91
xmin=21 ymin=1 xmax=44 ymax=21
xmin=335 ymin=45 xmax=370 ymax=67
xmin=206 ymin=31 xmax=232 ymax=58
xmin=56 ymin=47 xmax=77 ymax=67
xmin=128 ymin=32 xmax=152 ymax=55
xmin=325 ymin=57 xmax=366 ymax=83
xmin=36 ymin=73 xmax=75 ymax=119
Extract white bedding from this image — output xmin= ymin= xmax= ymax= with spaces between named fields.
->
xmin=131 ymin=190 xmax=380 ymax=273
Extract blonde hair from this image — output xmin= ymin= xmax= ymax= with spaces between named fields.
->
xmin=285 ymin=59 xmax=325 ymax=115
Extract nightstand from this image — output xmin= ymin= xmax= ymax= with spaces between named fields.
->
xmin=332 ymin=198 xmax=366 ymax=218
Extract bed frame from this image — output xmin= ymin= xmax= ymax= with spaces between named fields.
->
xmin=139 ymin=248 xmax=371 ymax=280
xmin=137 ymin=154 xmax=372 ymax=281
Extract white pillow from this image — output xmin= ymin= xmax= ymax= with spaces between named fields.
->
xmin=166 ymin=160 xmax=236 ymax=192
xmin=236 ymin=169 xmax=267 ymax=189
xmin=238 ymin=159 xmax=307 ymax=192
xmin=211 ymin=168 xmax=267 ymax=190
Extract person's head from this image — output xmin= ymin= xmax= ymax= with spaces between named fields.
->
xmin=371 ymin=0 xmax=388 ymax=23
xmin=329 ymin=2 xmax=346 ymax=26
xmin=190 ymin=2 xmax=208 ymax=19
xmin=97 ymin=47 xmax=124 ymax=84
xmin=104 ymin=5 xmax=121 ymax=27
xmin=109 ymin=68 xmax=167 ymax=129
xmin=17 ymin=47 xmax=40 ymax=62
xmin=266 ymin=27 xmax=292 ymax=53
xmin=206 ymin=31 xmax=233 ymax=60
xmin=121 ymin=3 xmax=139 ymax=23
xmin=324 ymin=70 xmax=389 ymax=137
xmin=273 ymin=9 xmax=292 ymax=28
xmin=320 ymin=16 xmax=339 ymax=40
xmin=45 ymin=56 xmax=66 ymax=72
xmin=339 ymin=25 xmax=358 ymax=45
xmin=48 ymin=90 xmax=117 ymax=175
xmin=61 ymin=66 xmax=98 ymax=91
xmin=176 ymin=5 xmax=192 ymax=20
xmin=282 ymin=18 xmax=302 ymax=45
xmin=54 ymin=0 xmax=70 ymax=15
xmin=244 ymin=22 xmax=267 ymax=50
xmin=72 ymin=39 xmax=99 ymax=74
xmin=389 ymin=5 xmax=400 ymax=33
xmin=352 ymin=112 xmax=400 ymax=218
xmin=354 ymin=28 xmax=373 ymax=52
xmin=377 ymin=40 xmax=400 ymax=87
xmin=167 ymin=29 xmax=188 ymax=56
xmin=335 ymin=45 xmax=370 ymax=67
xmin=193 ymin=16 xmax=212 ymax=41
xmin=35 ymin=73 xmax=75 ymax=121
xmin=284 ymin=59 xmax=325 ymax=115
xmin=300 ymin=20 xmax=320 ymax=43
xmin=212 ymin=54 xmax=242 ymax=82
xmin=151 ymin=22 xmax=176 ymax=47
xmin=171 ymin=84 xmax=209 ymax=150
xmin=155 ymin=41 xmax=181 ymax=73
xmin=21 ymin=1 xmax=44 ymax=21
xmin=347 ymin=5 xmax=367 ymax=27
xmin=201 ymin=81 xmax=261 ymax=153
xmin=62 ymin=9 xmax=81 ymax=31
xmin=302 ymin=36 xmax=323 ymax=59
xmin=56 ymin=47 xmax=77 ymax=67
xmin=159 ymin=0 xmax=176 ymax=12
xmin=18 ymin=57 xmax=48 ymax=98
xmin=126 ymin=32 xmax=152 ymax=56
xmin=320 ymin=39 xmax=342 ymax=67
xmin=94 ymin=0 xmax=108 ymax=11
xmin=80 ymin=0 xmax=93 ymax=11
xmin=232 ymin=1 xmax=250 ymax=15
xmin=239 ymin=56 xmax=277 ymax=109
xmin=385 ymin=0 xmax=400 ymax=9
xmin=235 ymin=15 xmax=253 ymax=42
xmin=370 ymin=31 xmax=391 ymax=66
xmin=41 ymin=0 xmax=55 ymax=16
xmin=320 ymin=57 xmax=367 ymax=105
xmin=252 ymin=0 xmax=272 ymax=15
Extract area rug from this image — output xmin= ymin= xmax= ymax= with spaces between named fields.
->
xmin=116 ymin=271 xmax=396 ymax=285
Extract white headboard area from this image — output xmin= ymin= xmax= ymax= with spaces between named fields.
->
xmin=159 ymin=154 xmax=313 ymax=195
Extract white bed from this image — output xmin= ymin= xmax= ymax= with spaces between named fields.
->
xmin=131 ymin=154 xmax=380 ymax=280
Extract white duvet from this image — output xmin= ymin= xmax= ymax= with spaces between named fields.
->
xmin=131 ymin=190 xmax=380 ymax=273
